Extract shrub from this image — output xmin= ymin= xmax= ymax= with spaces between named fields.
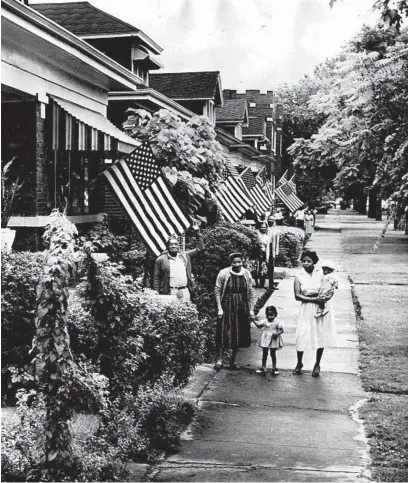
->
xmin=76 ymin=259 xmax=206 ymax=393
xmin=275 ymin=226 xmax=305 ymax=267
xmin=1 ymin=252 xmax=44 ymax=403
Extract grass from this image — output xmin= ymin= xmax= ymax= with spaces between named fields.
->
xmin=351 ymin=284 xmax=408 ymax=481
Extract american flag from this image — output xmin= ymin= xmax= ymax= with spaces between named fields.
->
xmin=102 ymin=142 xmax=190 ymax=256
xmin=288 ymin=174 xmax=296 ymax=192
xmin=215 ymin=160 xmax=252 ymax=222
xmin=277 ymin=169 xmax=288 ymax=186
xmin=278 ymin=170 xmax=296 ymax=192
xmin=255 ymin=167 xmax=274 ymax=203
xmin=240 ymin=167 xmax=271 ymax=213
xmin=275 ymin=181 xmax=303 ymax=213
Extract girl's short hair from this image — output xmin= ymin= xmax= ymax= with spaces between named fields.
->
xmin=265 ymin=305 xmax=278 ymax=317
xmin=301 ymin=250 xmax=319 ymax=264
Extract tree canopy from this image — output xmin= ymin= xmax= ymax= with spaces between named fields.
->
xmin=278 ymin=23 xmax=408 ymax=217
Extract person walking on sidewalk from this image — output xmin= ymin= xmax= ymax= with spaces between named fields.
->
xmin=293 ymin=250 xmax=337 ymax=377
xmin=214 ymin=252 xmax=255 ymax=370
xmin=254 ymin=305 xmax=284 ymax=376
xmin=304 ymin=210 xmax=314 ymax=240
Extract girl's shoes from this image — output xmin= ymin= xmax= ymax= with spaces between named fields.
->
xmin=256 ymin=367 xmax=266 ymax=376
xmin=312 ymin=364 xmax=320 ymax=377
xmin=272 ymin=368 xmax=280 ymax=376
xmin=292 ymin=363 xmax=303 ymax=375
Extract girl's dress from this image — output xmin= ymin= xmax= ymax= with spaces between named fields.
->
xmin=258 ymin=320 xmax=284 ymax=349
xmin=218 ymin=272 xmax=251 ymax=350
xmin=295 ymin=268 xmax=337 ymax=351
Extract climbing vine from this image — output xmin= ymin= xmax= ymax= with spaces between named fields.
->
xmin=31 ymin=210 xmax=77 ymax=480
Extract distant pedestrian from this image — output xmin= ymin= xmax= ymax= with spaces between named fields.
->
xmin=254 ymin=305 xmax=284 ymax=376
xmin=294 ymin=207 xmax=305 ymax=230
xmin=304 ymin=210 xmax=314 ymax=238
xmin=254 ymin=223 xmax=269 ymax=288
xmin=315 ymin=260 xmax=338 ymax=319
xmin=214 ymin=253 xmax=255 ymax=370
xmin=293 ymin=250 xmax=337 ymax=377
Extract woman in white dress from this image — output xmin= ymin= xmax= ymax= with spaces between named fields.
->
xmin=293 ymin=250 xmax=337 ymax=377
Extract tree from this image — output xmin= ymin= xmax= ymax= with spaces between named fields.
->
xmin=330 ymin=0 xmax=408 ymax=31
xmin=285 ymin=23 xmax=408 ymax=220
xmin=124 ymin=109 xmax=228 ymax=215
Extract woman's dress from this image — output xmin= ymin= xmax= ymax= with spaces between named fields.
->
xmin=305 ymin=215 xmax=314 ymax=235
xmin=295 ymin=268 xmax=337 ymax=351
xmin=217 ymin=273 xmax=251 ymax=350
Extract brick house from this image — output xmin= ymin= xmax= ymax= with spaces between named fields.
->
xmin=1 ymin=0 xmax=144 ymax=248
xmin=223 ymin=89 xmax=283 ymax=178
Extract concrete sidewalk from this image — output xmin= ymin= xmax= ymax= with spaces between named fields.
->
xmin=151 ymin=211 xmax=371 ymax=482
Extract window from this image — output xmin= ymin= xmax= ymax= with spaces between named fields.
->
xmin=132 ymin=62 xmax=148 ymax=83
xmin=249 ymin=102 xmax=256 ymax=107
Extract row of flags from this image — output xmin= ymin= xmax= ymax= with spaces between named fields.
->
xmin=102 ymin=142 xmax=303 ymax=256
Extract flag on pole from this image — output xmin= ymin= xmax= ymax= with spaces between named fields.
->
xmin=215 ymin=160 xmax=252 ymax=223
xmin=255 ymin=167 xmax=274 ymax=203
xmin=240 ymin=167 xmax=271 ymax=213
xmin=288 ymin=174 xmax=296 ymax=192
xmin=275 ymin=181 xmax=303 ymax=213
xmin=102 ymin=142 xmax=191 ymax=256
xmin=277 ymin=169 xmax=288 ymax=186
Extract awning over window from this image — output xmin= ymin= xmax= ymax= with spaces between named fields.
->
xmin=50 ymin=96 xmax=140 ymax=154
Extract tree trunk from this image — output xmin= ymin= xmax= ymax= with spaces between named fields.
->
xmin=368 ymin=190 xmax=377 ymax=218
xmin=376 ymin=195 xmax=382 ymax=221
xmin=354 ymin=195 xmax=367 ymax=214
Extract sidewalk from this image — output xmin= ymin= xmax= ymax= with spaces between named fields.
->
xmin=151 ymin=211 xmax=371 ymax=482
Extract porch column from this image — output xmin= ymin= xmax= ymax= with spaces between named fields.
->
xmin=35 ymin=101 xmax=49 ymax=217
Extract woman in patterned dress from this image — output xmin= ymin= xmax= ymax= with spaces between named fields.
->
xmin=293 ymin=250 xmax=337 ymax=377
xmin=214 ymin=253 xmax=255 ymax=369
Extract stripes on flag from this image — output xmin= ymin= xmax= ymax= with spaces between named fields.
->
xmin=239 ymin=167 xmax=271 ymax=213
xmin=255 ymin=167 xmax=274 ymax=203
xmin=102 ymin=143 xmax=190 ymax=256
xmin=215 ymin=161 xmax=252 ymax=223
xmin=288 ymin=174 xmax=296 ymax=192
xmin=277 ymin=169 xmax=288 ymax=186
xmin=275 ymin=181 xmax=303 ymax=213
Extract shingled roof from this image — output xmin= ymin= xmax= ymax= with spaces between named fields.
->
xmin=149 ymin=72 xmax=223 ymax=105
xmin=216 ymin=99 xmax=248 ymax=123
xmin=243 ymin=117 xmax=267 ymax=137
xmin=31 ymin=2 xmax=162 ymax=53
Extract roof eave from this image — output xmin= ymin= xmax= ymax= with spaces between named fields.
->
xmin=79 ymin=31 xmax=163 ymax=55
xmin=3 ymin=0 xmax=143 ymax=90
xmin=108 ymin=88 xmax=195 ymax=121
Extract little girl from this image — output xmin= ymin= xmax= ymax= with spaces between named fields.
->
xmin=254 ymin=305 xmax=284 ymax=376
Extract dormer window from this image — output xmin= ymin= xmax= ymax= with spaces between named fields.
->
xmin=131 ymin=46 xmax=150 ymax=84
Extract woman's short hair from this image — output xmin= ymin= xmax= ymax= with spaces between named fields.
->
xmin=301 ymin=250 xmax=319 ymax=264
xmin=265 ymin=305 xmax=278 ymax=317
xmin=229 ymin=252 xmax=243 ymax=263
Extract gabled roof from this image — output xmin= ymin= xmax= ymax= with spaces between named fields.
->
xmin=31 ymin=2 xmax=162 ymax=53
xmin=149 ymin=71 xmax=223 ymax=105
xmin=243 ymin=117 xmax=266 ymax=137
xmin=216 ymin=99 xmax=248 ymax=123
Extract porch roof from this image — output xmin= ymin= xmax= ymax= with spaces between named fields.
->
xmin=51 ymin=95 xmax=140 ymax=153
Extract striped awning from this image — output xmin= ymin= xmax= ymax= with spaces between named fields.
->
xmin=50 ymin=96 xmax=140 ymax=154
